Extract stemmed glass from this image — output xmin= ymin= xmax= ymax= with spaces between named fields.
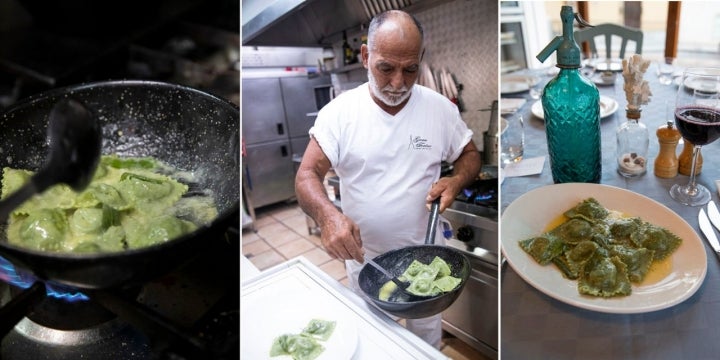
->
xmin=669 ymin=68 xmax=720 ymax=206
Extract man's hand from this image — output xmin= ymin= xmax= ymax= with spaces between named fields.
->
xmin=318 ymin=212 xmax=364 ymax=263
xmin=426 ymin=176 xmax=463 ymax=213
xmin=425 ymin=141 xmax=482 ymax=212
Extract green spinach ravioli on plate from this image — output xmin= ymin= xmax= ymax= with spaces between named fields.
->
xmin=519 ymin=198 xmax=682 ymax=297
xmin=1 ymin=155 xmax=218 ymax=253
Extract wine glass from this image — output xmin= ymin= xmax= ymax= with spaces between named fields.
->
xmin=669 ymin=68 xmax=720 ymax=206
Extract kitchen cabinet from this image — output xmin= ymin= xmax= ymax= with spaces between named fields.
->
xmin=280 ymin=75 xmax=331 ymax=142
xmin=242 ymin=74 xmax=331 ymax=209
xmin=242 ymin=78 xmax=288 ymax=143
xmin=243 ymin=139 xmax=295 ymax=208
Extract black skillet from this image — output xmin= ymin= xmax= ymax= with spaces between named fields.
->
xmin=0 ymin=80 xmax=239 ymax=290
xmin=358 ymin=199 xmax=471 ymax=319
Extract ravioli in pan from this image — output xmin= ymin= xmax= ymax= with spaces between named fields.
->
xmin=519 ymin=198 xmax=682 ymax=297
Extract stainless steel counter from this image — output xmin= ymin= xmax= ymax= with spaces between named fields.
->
xmin=241 ymin=257 xmax=447 ymax=359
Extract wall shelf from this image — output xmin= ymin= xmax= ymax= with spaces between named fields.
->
xmin=330 ymin=62 xmax=364 ymax=74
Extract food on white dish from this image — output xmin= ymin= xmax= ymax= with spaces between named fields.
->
xmin=519 ymin=198 xmax=682 ymax=297
xmin=270 ymin=319 xmax=336 ymax=360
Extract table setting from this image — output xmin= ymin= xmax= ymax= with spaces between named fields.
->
xmin=500 ymin=59 xmax=720 ymax=359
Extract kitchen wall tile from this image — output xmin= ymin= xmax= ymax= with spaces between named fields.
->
xmin=242 ymin=230 xmax=262 ymax=244
xmin=247 ymin=249 xmax=286 ymax=271
xmin=305 ymin=234 xmax=323 ymax=247
xmin=269 ymin=205 xmax=304 ymax=221
xmin=258 ymin=223 xmax=298 ymax=248
xmin=414 ymin=0 xmax=498 ymax=149
xmin=300 ymin=247 xmax=333 ymax=267
xmin=242 ymin=238 xmax=271 ymax=257
xmin=282 ymin=213 xmax=313 ymax=236
xmin=276 ymin=237 xmax=316 ymax=259
xmin=252 ymin=214 xmax=276 ymax=229
xmin=318 ymin=259 xmax=347 ymax=282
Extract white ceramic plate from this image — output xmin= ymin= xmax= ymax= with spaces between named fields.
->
xmin=594 ymin=58 xmax=623 ymax=72
xmin=501 ymin=183 xmax=707 ymax=314
xmin=531 ymin=95 xmax=619 ymax=120
xmin=501 ymin=75 xmax=540 ymax=94
xmin=683 ymin=76 xmax=720 ymax=93
xmin=591 ymin=74 xmax=616 ymax=86
xmin=241 ymin=276 xmax=359 ymax=359
xmin=673 ymin=68 xmax=720 ymax=91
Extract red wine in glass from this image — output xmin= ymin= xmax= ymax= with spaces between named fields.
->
xmin=675 ymin=105 xmax=720 ymax=145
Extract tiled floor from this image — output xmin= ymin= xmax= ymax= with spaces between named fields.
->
xmin=242 ymin=201 xmax=493 ymax=360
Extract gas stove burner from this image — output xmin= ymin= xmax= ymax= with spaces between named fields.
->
xmin=0 ymin=228 xmax=239 ymax=359
xmin=456 ymin=178 xmax=498 ymax=209
xmin=21 ymin=290 xmax=118 ymax=330
xmin=2 ymin=317 xmax=151 ymax=360
xmin=0 ymin=255 xmax=89 ymax=302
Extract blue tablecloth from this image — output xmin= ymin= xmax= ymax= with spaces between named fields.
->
xmin=501 ymin=64 xmax=720 ymax=360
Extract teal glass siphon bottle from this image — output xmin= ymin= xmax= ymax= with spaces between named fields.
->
xmin=536 ymin=6 xmax=601 ymax=183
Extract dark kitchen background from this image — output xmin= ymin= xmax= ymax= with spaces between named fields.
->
xmin=0 ymin=0 xmax=240 ymax=109
xmin=0 ymin=0 xmax=240 ymax=359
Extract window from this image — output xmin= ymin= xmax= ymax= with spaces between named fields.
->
xmin=521 ymin=1 xmax=720 ymax=69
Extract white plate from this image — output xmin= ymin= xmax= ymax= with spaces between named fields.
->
xmin=593 ymin=58 xmax=623 ymax=72
xmin=241 ymin=274 xmax=359 ymax=360
xmin=501 ymin=183 xmax=707 ymax=314
xmin=683 ymin=76 xmax=720 ymax=93
xmin=591 ymin=74 xmax=616 ymax=86
xmin=531 ymin=95 xmax=619 ymax=120
xmin=501 ymin=75 xmax=540 ymax=94
xmin=673 ymin=68 xmax=720 ymax=91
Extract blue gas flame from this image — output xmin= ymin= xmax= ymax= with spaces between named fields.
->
xmin=0 ymin=255 xmax=88 ymax=302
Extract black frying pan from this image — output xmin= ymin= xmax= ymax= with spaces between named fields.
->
xmin=0 ymin=80 xmax=239 ymax=290
xmin=358 ymin=200 xmax=471 ymax=319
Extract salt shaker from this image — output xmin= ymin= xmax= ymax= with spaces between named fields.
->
xmin=654 ymin=121 xmax=681 ymax=178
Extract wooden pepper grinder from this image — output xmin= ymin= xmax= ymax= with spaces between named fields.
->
xmin=654 ymin=121 xmax=681 ymax=178
xmin=678 ymin=138 xmax=702 ymax=176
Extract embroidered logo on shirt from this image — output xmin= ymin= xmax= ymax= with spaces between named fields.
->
xmin=408 ymin=135 xmax=432 ymax=150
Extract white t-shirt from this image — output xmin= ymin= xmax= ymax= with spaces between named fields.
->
xmin=309 ymin=83 xmax=473 ymax=255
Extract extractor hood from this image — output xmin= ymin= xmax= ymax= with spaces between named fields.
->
xmin=242 ymin=0 xmax=451 ymax=47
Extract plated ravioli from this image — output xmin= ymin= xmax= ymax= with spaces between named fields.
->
xmin=518 ymin=198 xmax=682 ymax=297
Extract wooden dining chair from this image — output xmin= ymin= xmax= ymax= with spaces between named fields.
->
xmin=574 ymin=23 xmax=644 ymax=59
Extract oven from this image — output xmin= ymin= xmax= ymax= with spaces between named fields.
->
xmin=0 ymin=2 xmax=239 ymax=359
xmin=440 ymin=171 xmax=499 ymax=360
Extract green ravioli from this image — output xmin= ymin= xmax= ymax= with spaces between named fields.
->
xmin=1 ymin=155 xmax=217 ymax=253
xmin=519 ymin=197 xmax=683 ymax=298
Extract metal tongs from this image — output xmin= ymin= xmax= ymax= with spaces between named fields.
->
xmin=363 ymin=255 xmax=431 ymax=299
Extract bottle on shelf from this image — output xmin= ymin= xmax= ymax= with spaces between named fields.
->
xmin=342 ymin=31 xmax=355 ymax=66
xmin=535 ymin=6 xmax=601 ymax=183
xmin=352 ymin=37 xmax=360 ymax=63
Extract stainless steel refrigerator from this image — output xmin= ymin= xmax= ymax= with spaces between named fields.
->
xmin=242 ymin=74 xmax=331 ymax=209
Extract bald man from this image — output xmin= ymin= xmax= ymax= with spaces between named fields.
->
xmin=295 ymin=10 xmax=481 ymax=348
